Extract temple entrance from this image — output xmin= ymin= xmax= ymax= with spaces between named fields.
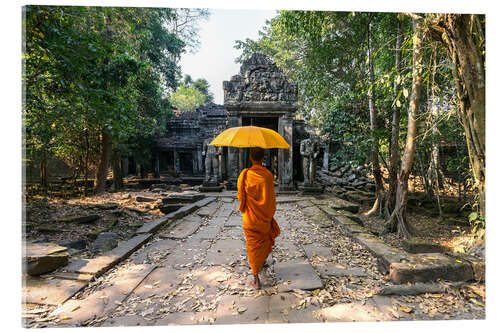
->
xmin=179 ymin=152 xmax=193 ymax=174
xmin=241 ymin=116 xmax=279 ymax=179
xmin=159 ymin=151 xmax=174 ymax=174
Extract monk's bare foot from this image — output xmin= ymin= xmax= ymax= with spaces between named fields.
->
xmin=251 ymin=275 xmax=261 ymax=290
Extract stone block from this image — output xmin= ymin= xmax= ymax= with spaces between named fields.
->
xmin=136 ymin=196 xmax=156 ymax=203
xmin=24 ymin=242 xmax=69 ymax=276
xmin=274 ymin=259 xmax=323 ymax=292
xmin=215 ymin=295 xmax=269 ymax=325
xmin=159 ymin=204 xmax=183 ymax=215
xmin=135 ymin=216 xmax=169 ymax=234
xmin=162 ymin=194 xmax=205 ymax=204
xmin=389 ymin=253 xmax=474 ymax=284
xmin=402 ymin=237 xmax=449 ymax=253
xmin=92 ymin=232 xmax=119 ymax=253
xmin=64 ymin=234 xmax=152 ymax=276
xmin=23 ymin=276 xmax=87 ymax=305
xmin=315 ymin=302 xmax=392 ymax=322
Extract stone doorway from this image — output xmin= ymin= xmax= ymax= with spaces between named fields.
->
xmin=179 ymin=152 xmax=193 ymax=174
xmin=159 ymin=151 xmax=174 ymax=174
xmin=241 ymin=116 xmax=279 ymax=179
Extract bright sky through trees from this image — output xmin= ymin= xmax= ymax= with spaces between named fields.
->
xmin=179 ymin=9 xmax=277 ymax=104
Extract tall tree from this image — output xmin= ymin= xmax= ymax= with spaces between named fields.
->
xmin=385 ymin=16 xmax=426 ymax=238
xmin=385 ymin=17 xmax=404 ymax=216
xmin=427 ymin=14 xmax=485 ymax=218
xmin=365 ymin=16 xmax=385 ymax=216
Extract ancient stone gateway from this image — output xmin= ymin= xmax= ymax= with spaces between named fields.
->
xmin=223 ymin=53 xmax=298 ymax=191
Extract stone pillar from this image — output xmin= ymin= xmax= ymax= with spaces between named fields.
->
xmin=154 ymin=151 xmax=160 ymax=178
xmin=174 ymin=149 xmax=180 ymax=176
xmin=278 ymin=114 xmax=294 ymax=191
xmin=322 ymin=142 xmax=330 ymax=171
xmin=226 ymin=114 xmax=241 ymax=190
xmin=192 ymin=152 xmax=197 ymax=174
xmin=197 ymin=145 xmax=203 ymax=176
xmin=220 ymin=147 xmax=227 ymax=180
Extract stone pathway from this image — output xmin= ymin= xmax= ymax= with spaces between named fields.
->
xmin=23 ymin=194 xmax=485 ymax=328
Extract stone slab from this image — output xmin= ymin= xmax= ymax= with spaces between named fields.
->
xmin=136 ymin=196 xmax=157 ymax=203
xmin=23 ymin=277 xmax=87 ymax=305
xmin=343 ymin=223 xmax=369 ymax=236
xmin=64 ymin=233 xmax=152 ymax=276
xmin=54 ymin=264 xmax=155 ymax=326
xmin=446 ymin=252 xmax=485 ymax=282
xmin=196 ymin=203 xmax=218 ymax=217
xmin=159 ymin=204 xmax=183 ymax=215
xmin=328 ymin=197 xmax=360 ymax=213
xmin=221 ymin=197 xmax=234 ymax=203
xmin=314 ymin=263 xmax=369 ymax=278
xmin=389 ymin=252 xmax=474 ymax=284
xmin=194 ymin=196 xmax=217 ymax=208
xmin=155 ymin=311 xmax=214 ymax=325
xmin=274 ymin=259 xmax=324 ymax=292
xmin=276 ymin=197 xmax=308 ymax=204
xmin=100 ymin=315 xmax=153 ymax=327
xmin=25 ymin=252 xmax=69 ymax=276
xmin=160 ymin=216 xmax=202 ymax=239
xmin=219 ymin=226 xmax=244 ymax=239
xmin=198 ymin=185 xmax=224 ymax=192
xmin=47 ymin=272 xmax=94 ymax=282
xmin=132 ymin=267 xmax=185 ymax=299
xmin=297 ymin=184 xmax=324 ymax=193
xmin=225 ymin=215 xmax=242 ymax=227
xmin=190 ymin=224 xmax=222 ymax=240
xmin=352 ymin=233 xmax=408 ymax=273
xmin=267 ymin=292 xmax=321 ymax=324
xmin=302 ymin=244 xmax=332 ymax=261
xmin=162 ymin=238 xmax=211 ymax=269
xmin=215 ymin=294 xmax=269 ymax=325
xmin=131 ymin=239 xmax=178 ymax=264
xmin=135 ymin=216 xmax=169 ymax=234
xmin=205 ymin=238 xmax=245 ymax=266
xmin=162 ymin=194 xmax=205 ymax=204
xmin=314 ymin=302 xmax=391 ymax=322
xmin=209 ymin=216 xmax=227 ymax=226
xmin=24 ymin=242 xmax=68 ymax=257
xmin=217 ymin=208 xmax=233 ymax=218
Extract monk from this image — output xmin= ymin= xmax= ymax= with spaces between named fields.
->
xmin=237 ymin=147 xmax=280 ymax=289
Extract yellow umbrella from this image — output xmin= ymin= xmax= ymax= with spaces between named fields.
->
xmin=209 ymin=126 xmax=290 ymax=149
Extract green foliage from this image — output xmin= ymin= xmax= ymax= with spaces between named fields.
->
xmin=23 ymin=5 xmax=200 ymax=181
xmin=170 ymin=83 xmax=207 ymax=111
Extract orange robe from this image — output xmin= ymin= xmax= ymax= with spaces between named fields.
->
xmin=237 ymin=164 xmax=280 ymax=276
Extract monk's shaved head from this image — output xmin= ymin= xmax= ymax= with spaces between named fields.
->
xmin=250 ymin=147 xmax=265 ymax=163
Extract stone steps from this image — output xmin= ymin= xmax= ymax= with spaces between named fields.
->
xmin=63 ymin=233 xmax=153 ymax=277
xmin=136 ymin=196 xmax=216 ymax=234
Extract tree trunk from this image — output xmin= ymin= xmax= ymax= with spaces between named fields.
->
xmin=385 ymin=17 xmax=425 ymax=238
xmin=40 ymin=155 xmax=48 ymax=190
xmin=426 ymin=44 xmax=443 ymax=220
xmin=95 ymin=129 xmax=111 ymax=194
xmin=365 ymin=19 xmax=385 ymax=217
xmin=111 ymin=145 xmax=123 ymax=191
xmin=385 ymin=18 xmax=403 ymax=216
xmin=428 ymin=14 xmax=485 ymax=217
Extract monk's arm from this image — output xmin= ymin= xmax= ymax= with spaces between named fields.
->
xmin=266 ymin=172 xmax=277 ymax=217
xmin=236 ymin=169 xmax=245 ymax=202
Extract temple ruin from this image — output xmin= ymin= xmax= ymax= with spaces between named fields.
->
xmin=152 ymin=53 xmax=320 ymax=191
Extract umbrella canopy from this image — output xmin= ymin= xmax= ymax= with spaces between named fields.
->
xmin=209 ymin=126 xmax=290 ymax=149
